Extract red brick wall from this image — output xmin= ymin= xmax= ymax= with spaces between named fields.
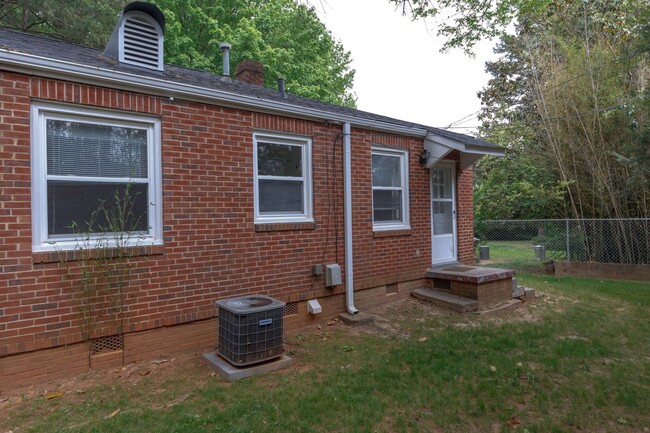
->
xmin=456 ymin=164 xmax=475 ymax=265
xmin=0 ymin=71 xmax=477 ymax=364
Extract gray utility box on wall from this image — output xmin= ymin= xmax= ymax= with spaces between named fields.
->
xmin=325 ymin=264 xmax=342 ymax=287
xmin=216 ymin=295 xmax=285 ymax=367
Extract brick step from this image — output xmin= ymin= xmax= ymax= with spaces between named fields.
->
xmin=411 ymin=287 xmax=479 ymax=313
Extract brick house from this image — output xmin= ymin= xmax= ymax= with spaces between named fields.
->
xmin=0 ymin=3 xmax=503 ymax=386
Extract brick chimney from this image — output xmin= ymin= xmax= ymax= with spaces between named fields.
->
xmin=235 ymin=59 xmax=265 ymax=86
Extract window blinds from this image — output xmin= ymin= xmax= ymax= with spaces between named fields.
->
xmin=46 ymin=120 xmax=148 ymax=178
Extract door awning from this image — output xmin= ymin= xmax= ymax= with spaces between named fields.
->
xmin=422 ymin=132 xmax=504 ymax=170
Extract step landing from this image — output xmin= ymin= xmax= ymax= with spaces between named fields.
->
xmin=426 ymin=265 xmax=515 ymax=309
xmin=411 ymin=287 xmax=479 ymax=312
xmin=426 ymin=265 xmax=515 ymax=283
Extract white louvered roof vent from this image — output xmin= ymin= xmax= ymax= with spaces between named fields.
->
xmin=104 ymin=2 xmax=165 ymax=72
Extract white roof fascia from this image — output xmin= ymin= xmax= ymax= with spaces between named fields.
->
xmin=460 ymin=153 xmax=484 ymax=170
xmin=422 ymin=138 xmax=452 ymax=168
xmin=0 ymin=49 xmax=430 ymax=138
xmin=424 ymin=132 xmax=504 ymax=169
xmin=425 ymin=133 xmax=466 ymax=152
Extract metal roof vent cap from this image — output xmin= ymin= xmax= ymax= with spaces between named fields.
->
xmin=104 ymin=2 xmax=165 ymax=72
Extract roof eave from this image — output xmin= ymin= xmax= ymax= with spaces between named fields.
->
xmin=0 ymin=49 xmax=430 ymax=138
xmin=423 ymin=131 xmax=504 ymax=169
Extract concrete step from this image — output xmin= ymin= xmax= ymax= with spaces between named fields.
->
xmin=411 ymin=287 xmax=479 ymax=312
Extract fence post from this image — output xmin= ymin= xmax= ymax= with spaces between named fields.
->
xmin=566 ymin=219 xmax=570 ymax=261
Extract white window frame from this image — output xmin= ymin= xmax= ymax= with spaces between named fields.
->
xmin=31 ymin=101 xmax=163 ymax=252
xmin=371 ymin=146 xmax=410 ymax=231
xmin=253 ymin=132 xmax=313 ymax=224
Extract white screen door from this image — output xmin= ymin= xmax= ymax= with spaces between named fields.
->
xmin=431 ymin=163 xmax=457 ymax=264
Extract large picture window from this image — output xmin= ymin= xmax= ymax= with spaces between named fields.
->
xmin=371 ymin=147 xmax=409 ymax=230
xmin=253 ymin=132 xmax=312 ymax=223
xmin=31 ymin=102 xmax=162 ymax=251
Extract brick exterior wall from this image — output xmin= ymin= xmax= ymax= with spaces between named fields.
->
xmin=450 ymin=279 xmax=513 ymax=309
xmin=0 ymin=70 xmax=478 ymax=384
xmin=456 ymin=162 xmax=475 ymax=265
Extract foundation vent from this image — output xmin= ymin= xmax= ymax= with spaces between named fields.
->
xmin=284 ymin=301 xmax=298 ymax=317
xmin=386 ymin=283 xmax=398 ymax=295
xmin=90 ymin=334 xmax=124 ymax=355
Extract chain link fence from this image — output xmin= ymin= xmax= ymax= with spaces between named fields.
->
xmin=474 ymin=219 xmax=650 ymax=273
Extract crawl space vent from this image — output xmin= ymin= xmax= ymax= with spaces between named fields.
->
xmin=284 ymin=301 xmax=298 ymax=317
xmin=216 ymin=295 xmax=285 ymax=366
xmin=386 ymin=283 xmax=398 ymax=295
xmin=90 ymin=334 xmax=124 ymax=355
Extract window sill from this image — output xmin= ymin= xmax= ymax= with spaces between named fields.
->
xmin=255 ymin=222 xmax=317 ymax=232
xmin=33 ymin=244 xmax=164 ymax=264
xmin=373 ymin=229 xmax=413 ymax=238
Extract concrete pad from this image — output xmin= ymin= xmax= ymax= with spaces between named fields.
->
xmin=338 ymin=311 xmax=374 ymax=325
xmin=478 ymin=299 xmax=522 ymax=314
xmin=411 ymin=287 xmax=478 ymax=312
xmin=202 ymin=351 xmax=292 ymax=382
xmin=524 ymin=287 xmax=536 ymax=299
xmin=513 ymin=285 xmax=525 ymax=298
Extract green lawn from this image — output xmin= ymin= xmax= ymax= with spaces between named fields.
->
xmin=478 ymin=241 xmax=567 ymax=272
xmin=2 ymin=275 xmax=649 ymax=433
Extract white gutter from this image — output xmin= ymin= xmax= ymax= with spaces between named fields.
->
xmin=0 ymin=49 xmax=429 ymax=138
xmin=342 ymin=122 xmax=358 ymax=315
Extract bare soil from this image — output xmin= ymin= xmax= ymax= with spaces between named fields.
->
xmin=0 ymin=294 xmax=552 ymax=426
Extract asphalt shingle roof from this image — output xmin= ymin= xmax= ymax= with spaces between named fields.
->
xmin=0 ymin=28 xmax=500 ymax=150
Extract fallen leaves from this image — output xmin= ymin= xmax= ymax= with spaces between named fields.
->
xmin=105 ymin=408 xmax=121 ymax=419
xmin=46 ymin=391 xmax=64 ymax=400
xmin=507 ymin=416 xmax=521 ymax=428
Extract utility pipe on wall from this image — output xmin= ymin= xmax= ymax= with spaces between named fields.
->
xmin=343 ymin=122 xmax=359 ymax=315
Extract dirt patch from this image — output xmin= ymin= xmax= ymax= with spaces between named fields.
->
xmin=317 ymin=292 xmax=557 ymax=340
xmin=0 ymin=352 xmax=211 ymax=416
xmin=1 ymin=290 xmax=557 ymax=428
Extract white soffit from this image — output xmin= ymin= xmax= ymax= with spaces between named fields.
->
xmin=423 ymin=133 xmax=504 ymax=169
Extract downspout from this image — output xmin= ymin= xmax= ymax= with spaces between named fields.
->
xmin=343 ymin=122 xmax=359 ymax=315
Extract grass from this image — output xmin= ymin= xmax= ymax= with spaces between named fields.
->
xmin=478 ymin=241 xmax=567 ymax=272
xmin=2 ymin=275 xmax=649 ymax=432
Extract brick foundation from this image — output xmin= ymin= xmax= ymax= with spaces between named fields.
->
xmin=554 ymin=261 xmax=650 ymax=282
xmin=0 ymin=280 xmax=424 ymax=389
xmin=449 ymin=278 xmax=512 ymax=309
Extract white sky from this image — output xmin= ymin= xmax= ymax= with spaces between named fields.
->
xmin=315 ymin=0 xmax=497 ymax=135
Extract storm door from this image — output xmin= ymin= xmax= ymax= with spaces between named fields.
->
xmin=430 ymin=163 xmax=457 ymax=264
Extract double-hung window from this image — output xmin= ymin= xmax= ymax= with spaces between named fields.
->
xmin=253 ymin=132 xmax=312 ymax=223
xmin=371 ymin=146 xmax=409 ymax=230
xmin=31 ymin=102 xmax=162 ymax=252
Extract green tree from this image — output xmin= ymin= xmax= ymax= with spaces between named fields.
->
xmin=0 ymin=0 xmax=123 ymax=47
xmin=155 ymin=0 xmax=356 ymax=106
xmin=398 ymin=0 xmax=649 ymax=219
xmin=389 ymin=0 xmax=551 ymax=55
xmin=0 ymin=0 xmax=356 ymax=107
